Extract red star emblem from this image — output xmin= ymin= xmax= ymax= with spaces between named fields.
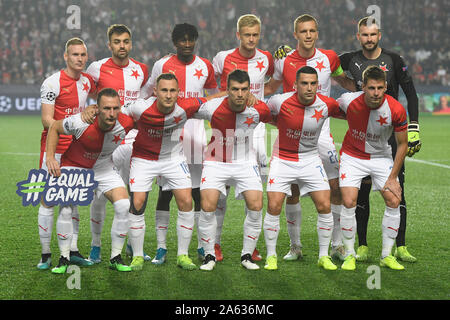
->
xmin=256 ymin=60 xmax=265 ymax=72
xmin=315 ymin=60 xmax=325 ymax=72
xmin=112 ymin=135 xmax=122 ymax=144
xmin=173 ymin=116 xmax=183 ymax=124
xmin=201 ymin=177 xmax=206 ymax=184
xmin=193 ymin=69 xmax=204 ymax=80
xmin=269 ymin=178 xmax=274 ymax=185
xmin=82 ymin=82 xmax=90 ymax=92
xmin=376 ymin=115 xmax=388 ymax=126
xmin=379 ymin=64 xmax=389 ymax=72
xmin=131 ymin=70 xmax=140 ymax=80
xmin=340 ymin=173 xmax=346 ymax=180
xmin=244 ymin=116 xmax=255 ymax=127
xmin=311 ymin=109 xmax=324 ymax=122
xmin=129 ymin=178 xmax=135 ymax=185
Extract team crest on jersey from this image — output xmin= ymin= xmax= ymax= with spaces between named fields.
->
xmin=379 ymin=63 xmax=389 ymax=72
xmin=16 ymin=168 xmax=98 ymax=207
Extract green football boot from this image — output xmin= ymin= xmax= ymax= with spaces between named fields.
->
xmin=177 ymin=255 xmax=198 ymax=270
xmin=394 ymin=246 xmax=417 ymax=263
xmin=51 ymin=256 xmax=70 ymax=274
xmin=355 ymin=245 xmax=369 ymax=262
xmin=380 ymin=255 xmax=405 ymax=270
xmin=318 ymin=256 xmax=338 ymax=270
xmin=341 ymin=254 xmax=356 ymax=271
xmin=264 ymin=255 xmax=278 ymax=271
xmin=109 ymin=254 xmax=132 ymax=272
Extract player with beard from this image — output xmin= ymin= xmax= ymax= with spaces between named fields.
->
xmin=339 ymin=17 xmax=420 ymax=263
xmin=86 ymin=24 xmax=151 ymax=263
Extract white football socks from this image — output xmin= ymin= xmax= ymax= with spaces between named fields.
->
xmin=198 ymin=210 xmax=217 ymax=256
xmin=70 ymin=206 xmax=80 ymax=252
xmin=155 ymin=210 xmax=170 ymax=250
xmin=285 ymin=203 xmax=302 ymax=247
xmin=38 ymin=205 xmax=54 ymax=254
xmin=90 ymin=194 xmax=107 ymax=247
xmin=110 ymin=199 xmax=130 ymax=259
xmin=56 ymin=206 xmax=74 ymax=259
xmin=214 ymin=195 xmax=227 ymax=245
xmin=317 ymin=212 xmax=334 ymax=258
xmin=263 ymin=212 xmax=280 ymax=257
xmin=340 ymin=206 xmax=357 ymax=256
xmin=128 ymin=212 xmax=145 ymax=257
xmin=381 ymin=206 xmax=401 ymax=258
xmin=177 ymin=210 xmax=195 ymax=256
xmin=331 ymin=203 xmax=343 ymax=248
xmin=242 ymin=209 xmax=262 ymax=256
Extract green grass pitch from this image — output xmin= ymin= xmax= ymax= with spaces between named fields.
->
xmin=0 ymin=114 xmax=449 ymax=300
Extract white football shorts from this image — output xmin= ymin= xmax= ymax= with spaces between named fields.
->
xmin=200 ymin=161 xmax=263 ymax=200
xmin=111 ymin=143 xmax=133 ymax=185
xmin=129 ymin=157 xmax=192 ymax=193
xmin=339 ymin=152 xmax=396 ymax=191
xmin=267 ymin=155 xmax=330 ymax=197
xmin=318 ymin=130 xmax=339 ymax=180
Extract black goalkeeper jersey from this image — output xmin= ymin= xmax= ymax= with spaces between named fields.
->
xmin=339 ymin=48 xmax=418 ymax=122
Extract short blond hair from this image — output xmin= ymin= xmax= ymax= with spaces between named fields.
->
xmin=65 ymin=37 xmax=86 ymax=53
xmin=294 ymin=14 xmax=318 ymax=32
xmin=237 ymin=14 xmax=261 ymax=32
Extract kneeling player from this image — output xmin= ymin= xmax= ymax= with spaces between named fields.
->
xmin=46 ymin=88 xmax=135 ymax=273
xmin=264 ymin=66 xmax=346 ymax=271
xmin=336 ymin=66 xmax=408 ymax=271
xmin=194 ymin=69 xmax=274 ymax=271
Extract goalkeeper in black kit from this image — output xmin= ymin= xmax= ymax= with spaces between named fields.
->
xmin=339 ymin=17 xmax=421 ymax=263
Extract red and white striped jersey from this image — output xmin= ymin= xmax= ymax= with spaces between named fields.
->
xmin=86 ymin=57 xmax=149 ymax=105
xmin=40 ymin=69 xmax=96 ymax=155
xmin=60 ymin=113 xmax=134 ymax=168
xmin=212 ymin=48 xmax=274 ymax=100
xmin=121 ymin=97 xmax=206 ymax=161
xmin=273 ymin=48 xmax=342 ymax=135
xmin=267 ymin=92 xmax=343 ymax=161
xmin=87 ymin=57 xmax=149 ymax=145
xmin=337 ymin=92 xmax=407 ymax=160
xmin=194 ymin=96 xmax=272 ymax=163
xmin=142 ymin=54 xmax=217 ymax=99
xmin=273 ymin=48 xmax=342 ymax=96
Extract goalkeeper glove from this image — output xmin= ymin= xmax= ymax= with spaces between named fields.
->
xmin=273 ymin=45 xmax=293 ymax=60
xmin=407 ymin=123 xmax=421 ymax=157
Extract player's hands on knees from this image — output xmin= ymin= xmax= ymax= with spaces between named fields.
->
xmin=273 ymin=45 xmax=293 ymax=60
xmin=407 ymin=123 xmax=421 ymax=157
xmin=382 ymin=177 xmax=402 ymax=202
xmin=46 ymin=158 xmax=61 ymax=177
xmin=81 ymin=104 xmax=98 ymax=124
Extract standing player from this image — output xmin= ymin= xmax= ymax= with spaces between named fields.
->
xmin=37 ymin=37 xmax=96 ymax=270
xmin=339 ymin=17 xmax=420 ymax=263
xmin=85 ymin=24 xmax=150 ymax=263
xmin=336 ymin=65 xmax=408 ymax=271
xmin=264 ymin=66 xmax=346 ymax=271
xmin=211 ymin=14 xmax=274 ymax=261
xmin=45 ymin=88 xmax=135 ymax=273
xmin=141 ymin=23 xmax=218 ymax=265
xmin=264 ymin=14 xmax=355 ymax=262
xmin=195 ymin=69 xmax=273 ymax=271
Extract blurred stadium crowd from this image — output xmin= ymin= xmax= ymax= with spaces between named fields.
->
xmin=0 ymin=0 xmax=448 ymax=86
